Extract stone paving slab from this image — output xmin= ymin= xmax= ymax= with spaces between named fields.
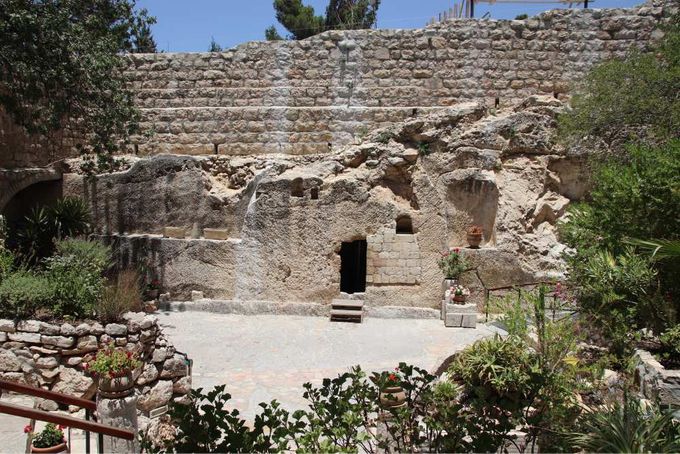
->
xmin=157 ymin=311 xmax=501 ymax=420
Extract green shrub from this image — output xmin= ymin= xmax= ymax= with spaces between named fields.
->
xmin=558 ymin=16 xmax=679 ymax=146
xmin=659 ymin=325 xmax=680 ymax=367
xmin=44 ymin=239 xmax=110 ymax=319
xmin=437 ymin=248 xmax=470 ymax=279
xmin=0 ymin=249 xmax=14 ymax=283
xmin=0 ymin=271 xmax=53 ymax=319
xmin=49 ymin=197 xmax=91 ymax=239
xmin=569 ymin=394 xmax=680 ymax=453
xmin=97 ymin=269 xmax=142 ymax=323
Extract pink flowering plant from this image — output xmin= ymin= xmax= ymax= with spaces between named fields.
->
xmin=438 ymin=248 xmax=470 ymax=279
xmin=84 ymin=343 xmax=140 ymax=378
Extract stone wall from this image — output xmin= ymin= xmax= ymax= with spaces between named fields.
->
xmin=123 ymin=2 xmax=667 ymax=157
xmin=367 ymin=228 xmax=422 ymax=285
xmin=0 ymin=1 xmax=671 ymax=168
xmin=0 ymin=312 xmax=191 ymax=415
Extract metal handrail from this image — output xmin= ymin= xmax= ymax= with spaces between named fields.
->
xmin=0 ymin=379 xmax=135 ymax=453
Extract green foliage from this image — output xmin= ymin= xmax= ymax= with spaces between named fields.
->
xmin=0 ymin=271 xmax=53 ymax=319
xmin=437 ymin=248 xmax=470 ymax=279
xmin=268 ymin=0 xmax=381 ymax=40
xmin=0 ymin=215 xmax=6 ymax=248
xmin=0 ymin=0 xmax=154 ymax=164
xmin=560 ymin=141 xmax=680 ymax=356
xmin=208 ymin=36 xmax=222 ymax=52
xmin=30 ymin=423 xmax=65 ymax=449
xmin=0 ymin=249 xmax=14 ymax=283
xmin=559 ymin=16 xmax=679 ymax=145
xmin=569 ymin=393 xmax=680 ymax=453
xmin=375 ymin=129 xmax=394 ymax=144
xmin=49 ymin=198 xmax=91 ymax=240
xmin=85 ymin=343 xmax=141 ymax=376
xmin=325 ymin=0 xmax=381 ymax=31
xmin=44 ymin=239 xmax=110 ymax=319
xmin=659 ymin=324 xmax=680 ymax=366
xmin=264 ymin=25 xmax=283 ymax=41
xmin=416 ymin=141 xmax=431 ymax=156
xmin=514 ymin=13 xmax=528 ymax=20
xmin=97 ymin=269 xmax=142 ymax=323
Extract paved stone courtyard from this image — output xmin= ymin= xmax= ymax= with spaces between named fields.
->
xmin=157 ymin=311 xmax=502 ymax=420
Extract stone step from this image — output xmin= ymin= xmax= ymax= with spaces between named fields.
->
xmin=331 ymin=300 xmax=364 ymax=309
xmin=330 ymin=309 xmax=363 ymax=323
xmin=445 ymin=312 xmax=477 ymax=328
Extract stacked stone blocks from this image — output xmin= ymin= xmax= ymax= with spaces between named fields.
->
xmin=367 ymin=228 xmax=422 ymax=285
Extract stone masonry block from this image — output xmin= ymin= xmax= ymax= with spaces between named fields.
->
xmin=164 ymin=227 xmax=186 ymax=239
xmin=203 ymin=228 xmax=229 ymax=240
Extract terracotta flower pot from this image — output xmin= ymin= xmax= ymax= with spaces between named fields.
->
xmin=379 ymin=386 xmax=407 ymax=409
xmin=31 ymin=442 xmax=67 ymax=453
xmin=467 ymin=232 xmax=483 ymax=248
xmin=453 ymin=294 xmax=467 ymax=303
xmin=98 ymin=371 xmax=134 ymax=398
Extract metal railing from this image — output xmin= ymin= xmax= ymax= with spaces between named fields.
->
xmin=0 ymin=379 xmax=135 ymax=453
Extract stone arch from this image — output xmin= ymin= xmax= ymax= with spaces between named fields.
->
xmin=0 ymin=169 xmax=63 ymax=215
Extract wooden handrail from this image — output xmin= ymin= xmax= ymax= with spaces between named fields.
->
xmin=0 ymin=401 xmax=135 ymax=440
xmin=0 ymin=379 xmax=95 ymax=411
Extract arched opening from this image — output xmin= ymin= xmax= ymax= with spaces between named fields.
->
xmin=310 ymin=187 xmax=319 ymax=200
xmin=291 ymin=178 xmax=304 ymax=198
xmin=396 ymin=215 xmax=414 ymax=234
xmin=2 ymin=180 xmax=63 ymax=227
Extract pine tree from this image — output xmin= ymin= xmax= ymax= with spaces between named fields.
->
xmin=325 ymin=0 xmax=380 ymax=31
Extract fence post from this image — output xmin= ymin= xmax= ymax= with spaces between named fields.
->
xmin=96 ymin=394 xmax=138 ymax=453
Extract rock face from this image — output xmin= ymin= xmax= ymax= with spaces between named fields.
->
xmin=0 ymin=314 xmax=191 ymax=414
xmin=63 ymin=97 xmax=585 ymax=308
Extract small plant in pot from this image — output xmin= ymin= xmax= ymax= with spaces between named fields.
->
xmin=438 ymin=248 xmax=470 ymax=291
xmin=450 ymin=284 xmax=470 ymax=303
xmin=85 ymin=343 xmax=141 ymax=398
xmin=372 ymin=368 xmax=406 ymax=410
xmin=26 ymin=423 xmax=67 ymax=453
xmin=466 ymin=225 xmax=483 ymax=248
xmin=145 ymin=278 xmax=160 ymax=300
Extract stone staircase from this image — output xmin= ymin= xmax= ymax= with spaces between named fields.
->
xmin=330 ymin=293 xmax=365 ymax=323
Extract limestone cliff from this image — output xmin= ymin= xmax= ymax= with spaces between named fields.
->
xmin=63 ymin=95 xmax=587 ymax=308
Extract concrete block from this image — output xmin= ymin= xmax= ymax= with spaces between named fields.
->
xmin=203 ymin=228 xmax=229 ymax=240
xmin=445 ymin=313 xmax=462 ymax=327
xmin=461 ymin=314 xmax=477 ymax=328
xmin=163 ymin=227 xmax=185 ymax=239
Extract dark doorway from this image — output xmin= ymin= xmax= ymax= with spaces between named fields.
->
xmin=340 ymin=239 xmax=367 ymax=294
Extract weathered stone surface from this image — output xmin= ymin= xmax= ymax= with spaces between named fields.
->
xmin=105 ymin=324 xmax=128 ymax=336
xmin=60 ymin=324 xmax=76 ymax=336
xmin=75 ymin=323 xmax=91 ymax=336
xmin=136 ymin=363 xmax=159 ymax=386
xmin=0 ymin=349 xmax=22 ymax=372
xmin=203 ymin=228 xmax=229 ymax=240
xmin=635 ymin=349 xmax=680 ymax=408
xmin=0 ymin=320 xmax=15 ymax=333
xmin=52 ymin=367 xmax=96 ymax=399
xmin=163 ymin=227 xmax=185 ymax=239
xmin=36 ymin=357 xmax=59 ymax=369
xmin=137 ymin=380 xmax=173 ymax=412
xmin=17 ymin=320 xmax=41 ymax=333
xmin=9 ymin=332 xmax=41 ymax=343
xmin=172 ymin=376 xmax=192 ymax=395
xmin=160 ymin=355 xmax=187 ymax=379
xmin=41 ymin=335 xmax=75 ymax=348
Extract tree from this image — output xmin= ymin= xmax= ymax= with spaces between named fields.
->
xmin=266 ymin=0 xmax=380 ymax=40
xmin=558 ymin=15 xmax=679 ymax=148
xmin=130 ymin=8 xmax=158 ymax=53
xmin=0 ymin=0 xmax=157 ymax=170
xmin=325 ymin=0 xmax=380 ymax=31
xmin=265 ymin=25 xmax=284 ymax=41
xmin=208 ymin=36 xmax=222 ymax=52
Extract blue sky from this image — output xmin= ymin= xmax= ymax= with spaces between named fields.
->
xmin=136 ymin=0 xmax=643 ymax=52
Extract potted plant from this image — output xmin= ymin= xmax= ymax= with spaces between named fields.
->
xmin=26 ymin=423 xmax=67 ymax=453
xmin=85 ymin=343 xmax=141 ymax=399
xmin=450 ymin=285 xmax=470 ymax=303
xmin=373 ymin=369 xmax=407 ymax=409
xmin=438 ymin=248 xmax=470 ymax=292
xmin=466 ymin=225 xmax=483 ymax=249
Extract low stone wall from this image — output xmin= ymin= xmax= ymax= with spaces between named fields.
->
xmin=0 ymin=312 xmax=191 ymax=415
xmin=635 ymin=349 xmax=680 ymax=409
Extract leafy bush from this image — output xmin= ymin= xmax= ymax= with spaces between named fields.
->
xmin=0 ymin=271 xmax=53 ymax=319
xmin=84 ymin=343 xmax=141 ymax=377
xmin=13 ymin=198 xmax=91 ymax=264
xmin=97 ymin=269 xmax=142 ymax=323
xmin=659 ymin=325 xmax=680 ymax=367
xmin=437 ymin=248 xmax=470 ymax=279
xmin=558 ymin=16 xmax=679 ymax=146
xmin=0 ymin=249 xmax=14 ymax=283
xmin=569 ymin=394 xmax=680 ymax=453
xmin=44 ymin=239 xmax=110 ymax=319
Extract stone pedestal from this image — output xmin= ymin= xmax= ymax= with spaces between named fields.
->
xmin=97 ymin=394 xmax=139 ymax=453
xmin=444 ymin=303 xmax=478 ymax=328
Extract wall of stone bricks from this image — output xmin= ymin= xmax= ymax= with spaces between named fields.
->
xmin=0 ymin=1 xmax=670 ymax=168
xmin=367 ymin=228 xmax=422 ymax=285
